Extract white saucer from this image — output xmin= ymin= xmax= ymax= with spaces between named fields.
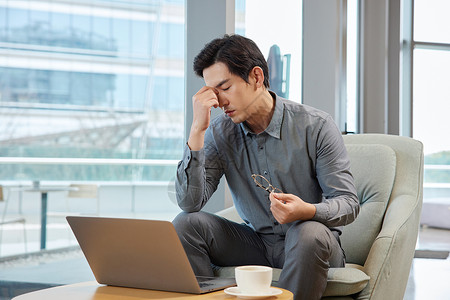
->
xmin=224 ymin=287 xmax=282 ymax=299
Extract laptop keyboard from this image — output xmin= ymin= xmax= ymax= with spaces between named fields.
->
xmin=198 ymin=281 xmax=214 ymax=288
xmin=196 ymin=275 xmax=236 ymax=290
xmin=196 ymin=276 xmax=216 ymax=288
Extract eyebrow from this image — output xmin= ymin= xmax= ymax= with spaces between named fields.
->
xmin=215 ymin=79 xmax=230 ymax=88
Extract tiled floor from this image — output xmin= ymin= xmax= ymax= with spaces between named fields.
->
xmin=404 ymin=226 xmax=450 ymax=300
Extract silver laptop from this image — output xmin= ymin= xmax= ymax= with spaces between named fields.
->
xmin=66 ymin=216 xmax=236 ymax=294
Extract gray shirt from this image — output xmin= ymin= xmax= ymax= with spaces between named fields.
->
xmin=176 ymin=93 xmax=359 ymax=235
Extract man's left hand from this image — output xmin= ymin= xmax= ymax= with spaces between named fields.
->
xmin=269 ymin=193 xmax=317 ymax=224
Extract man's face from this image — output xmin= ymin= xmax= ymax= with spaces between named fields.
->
xmin=203 ymin=62 xmax=265 ymax=124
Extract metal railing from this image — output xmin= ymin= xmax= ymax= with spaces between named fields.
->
xmin=0 ymin=157 xmax=449 ymax=187
xmin=423 ymin=164 xmax=450 ymax=189
xmin=0 ymin=157 xmax=178 ymax=166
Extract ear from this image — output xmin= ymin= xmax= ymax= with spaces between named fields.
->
xmin=249 ymin=66 xmax=265 ymax=89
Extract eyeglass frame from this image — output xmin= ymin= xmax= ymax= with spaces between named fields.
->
xmin=251 ymin=174 xmax=283 ymax=194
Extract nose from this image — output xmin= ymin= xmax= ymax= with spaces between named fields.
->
xmin=217 ymin=93 xmax=229 ymax=109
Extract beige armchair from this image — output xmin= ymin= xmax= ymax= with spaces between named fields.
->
xmin=215 ymin=134 xmax=424 ymax=299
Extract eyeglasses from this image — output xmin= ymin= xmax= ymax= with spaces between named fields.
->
xmin=251 ymin=174 xmax=283 ymax=194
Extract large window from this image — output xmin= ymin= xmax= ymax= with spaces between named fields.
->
xmin=240 ymin=0 xmax=302 ymax=102
xmin=346 ymin=0 xmax=359 ymax=134
xmin=412 ymin=0 xmax=450 ymax=208
xmin=0 ymin=0 xmax=185 ymax=182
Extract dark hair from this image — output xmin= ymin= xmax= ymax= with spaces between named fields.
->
xmin=193 ymin=34 xmax=270 ymax=88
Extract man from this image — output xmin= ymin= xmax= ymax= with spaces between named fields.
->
xmin=173 ymin=34 xmax=359 ymax=300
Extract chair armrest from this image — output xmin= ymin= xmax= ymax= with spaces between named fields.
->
xmin=358 ymin=193 xmax=422 ymax=300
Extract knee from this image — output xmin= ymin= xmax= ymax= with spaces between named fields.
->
xmin=285 ymin=221 xmax=333 ymax=255
xmin=172 ymin=211 xmax=211 ymax=236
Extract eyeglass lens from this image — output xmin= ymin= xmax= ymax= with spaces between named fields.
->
xmin=253 ymin=174 xmax=271 ymax=190
xmin=252 ymin=174 xmax=283 ymax=193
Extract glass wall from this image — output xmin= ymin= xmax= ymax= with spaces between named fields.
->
xmin=0 ymin=0 xmax=185 ymax=182
xmin=413 ymin=0 xmax=450 ymax=211
xmin=346 ymin=0 xmax=359 ymax=134
xmin=239 ymin=0 xmax=302 ymax=102
xmin=239 ymin=0 xmax=357 ymax=134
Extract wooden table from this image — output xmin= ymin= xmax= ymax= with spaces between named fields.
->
xmin=12 ymin=281 xmax=294 ymax=300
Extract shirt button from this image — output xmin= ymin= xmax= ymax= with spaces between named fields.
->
xmin=274 ymin=221 xmax=279 ymax=225
xmin=259 ymin=146 xmax=264 ymax=150
xmin=263 ymin=171 xmax=268 ymax=175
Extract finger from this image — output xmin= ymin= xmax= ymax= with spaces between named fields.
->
xmin=269 ymin=204 xmax=285 ymax=224
xmin=194 ymin=86 xmax=218 ymax=100
xmin=197 ymin=85 xmax=216 ymax=94
xmin=194 ymin=92 xmax=219 ymax=109
xmin=211 ymin=99 xmax=219 ymax=108
xmin=269 ymin=192 xmax=276 ymax=202
xmin=272 ymin=192 xmax=285 ymax=200
xmin=271 ymin=192 xmax=287 ymax=204
xmin=198 ymin=91 xmax=218 ymax=102
xmin=200 ymin=86 xmax=221 ymax=100
xmin=269 ymin=194 xmax=277 ymax=207
xmin=270 ymin=200 xmax=284 ymax=214
xmin=202 ymin=97 xmax=219 ymax=108
xmin=204 ymin=90 xmax=219 ymax=107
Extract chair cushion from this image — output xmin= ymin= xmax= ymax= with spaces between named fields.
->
xmin=214 ymin=265 xmax=369 ymax=297
xmin=323 ymin=265 xmax=370 ymax=297
xmin=340 ymin=144 xmax=396 ymax=265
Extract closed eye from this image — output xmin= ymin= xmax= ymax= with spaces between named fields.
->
xmin=222 ymin=86 xmax=230 ymax=91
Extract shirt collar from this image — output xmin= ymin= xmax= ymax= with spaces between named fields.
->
xmin=240 ymin=91 xmax=283 ymax=139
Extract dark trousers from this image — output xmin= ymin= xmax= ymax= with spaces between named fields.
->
xmin=173 ymin=211 xmax=345 ymax=300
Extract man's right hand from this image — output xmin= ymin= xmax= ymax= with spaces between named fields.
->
xmin=188 ymin=86 xmax=220 ymax=151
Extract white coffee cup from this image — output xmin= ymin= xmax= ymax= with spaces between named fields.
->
xmin=235 ymin=265 xmax=273 ymax=295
